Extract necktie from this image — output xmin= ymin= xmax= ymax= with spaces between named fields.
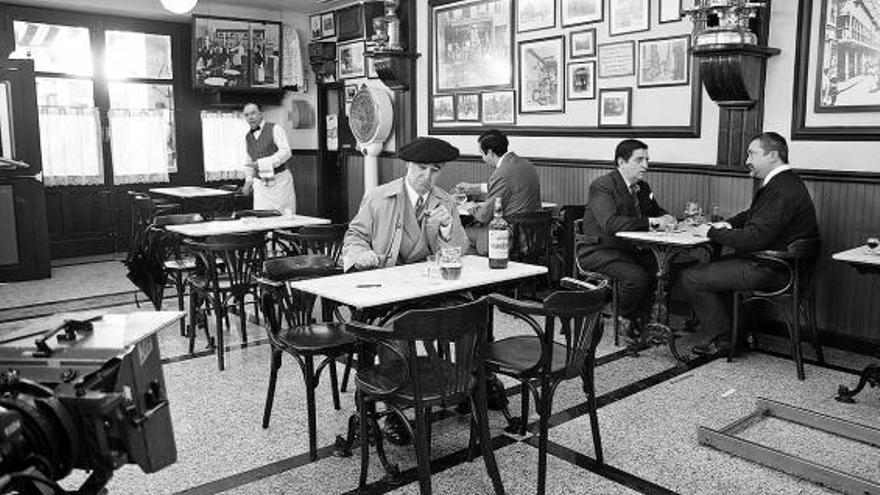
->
xmin=415 ymin=196 xmax=426 ymax=227
xmin=629 ymin=184 xmax=642 ymax=217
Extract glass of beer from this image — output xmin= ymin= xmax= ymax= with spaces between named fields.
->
xmin=867 ymin=237 xmax=880 ymax=255
xmin=440 ymin=246 xmax=462 ymax=281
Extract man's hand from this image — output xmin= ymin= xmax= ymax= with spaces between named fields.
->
xmin=244 ymin=161 xmax=259 ymax=175
xmin=425 ymin=205 xmax=452 ymax=231
xmin=242 ymin=181 xmax=253 ymax=196
xmin=354 ymin=250 xmax=380 ymax=270
xmin=710 ymin=221 xmax=732 ymax=230
xmin=454 ymin=182 xmax=482 ymax=195
xmin=693 ymin=223 xmax=712 ymax=237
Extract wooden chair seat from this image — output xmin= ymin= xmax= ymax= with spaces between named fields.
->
xmin=486 ymin=336 xmax=572 ymax=376
xmin=355 ymin=358 xmax=477 ymax=406
xmin=273 ymin=322 xmax=355 ymax=353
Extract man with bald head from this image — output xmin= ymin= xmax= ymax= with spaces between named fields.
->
xmin=241 ymin=102 xmax=296 ymax=213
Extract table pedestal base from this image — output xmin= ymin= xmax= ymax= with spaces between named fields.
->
xmin=334 ymin=411 xmax=403 ymax=485
xmin=836 ymin=364 xmax=880 ymax=403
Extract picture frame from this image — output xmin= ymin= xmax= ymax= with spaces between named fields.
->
xmin=366 ymin=56 xmax=378 ymax=79
xmin=608 ymin=0 xmax=650 ymax=37
xmin=344 ymin=84 xmax=358 ymax=103
xmin=637 ymin=35 xmax=689 ymax=88
xmin=567 ymin=60 xmax=596 ymax=100
xmin=433 ymin=94 xmax=456 ymax=122
xmin=597 ymin=40 xmax=635 ymax=78
xmin=321 ymin=12 xmax=335 ymax=38
xmin=659 ymin=0 xmax=682 ymax=23
xmin=518 ymin=36 xmax=565 ymax=113
xmin=310 ymin=15 xmax=323 ymax=39
xmin=569 ymin=28 xmax=596 ymax=58
xmin=481 ymin=90 xmax=516 ymax=124
xmin=598 ymin=87 xmax=631 ymax=127
xmin=432 ymin=0 xmax=514 ymax=92
xmin=456 ymin=93 xmax=481 ymax=121
xmin=337 ymin=41 xmax=365 ymax=79
xmin=336 ymin=4 xmax=365 ymax=42
xmin=517 ymin=0 xmax=556 ymax=33
xmin=0 ymin=82 xmax=13 ymax=160
xmin=192 ymin=15 xmax=283 ymax=90
xmin=561 ymin=0 xmax=604 ymax=27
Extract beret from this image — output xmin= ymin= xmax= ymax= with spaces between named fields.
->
xmin=397 ymin=137 xmax=459 ymax=166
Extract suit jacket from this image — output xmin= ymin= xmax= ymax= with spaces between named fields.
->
xmin=342 ymin=178 xmax=469 ymax=271
xmin=577 ymin=170 xmax=667 ymax=264
xmin=471 ymin=152 xmax=542 ymax=224
xmin=709 ymin=169 xmax=818 ymax=253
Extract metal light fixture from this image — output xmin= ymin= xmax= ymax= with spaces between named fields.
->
xmin=159 ymin=0 xmax=198 ymax=15
xmin=683 ymin=0 xmax=766 ymax=46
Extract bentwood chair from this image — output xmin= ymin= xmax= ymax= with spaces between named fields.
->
xmin=232 ymin=209 xmax=282 ymax=218
xmin=730 ymin=237 xmax=824 ymax=380
xmin=507 ymin=210 xmax=554 ymax=296
xmin=574 ymin=219 xmax=622 ymax=346
xmin=150 ymin=213 xmax=205 ymax=335
xmin=187 ymin=232 xmax=265 ymax=370
xmin=485 ymin=277 xmax=608 ymax=495
xmin=347 ymin=298 xmax=505 ymax=495
xmin=275 ymin=224 xmax=349 ymax=263
xmin=259 ymin=257 xmax=355 ymax=461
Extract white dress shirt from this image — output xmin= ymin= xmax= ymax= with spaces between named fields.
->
xmin=762 ymin=164 xmax=792 ymax=187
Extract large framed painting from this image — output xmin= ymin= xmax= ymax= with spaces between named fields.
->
xmin=517 ymin=0 xmax=556 ymax=33
xmin=608 ymin=0 xmax=650 ymax=37
xmin=482 ymin=90 xmax=516 ymax=124
xmin=561 ymin=0 xmax=603 ymax=27
xmin=518 ymin=36 xmax=565 ymax=113
xmin=792 ymin=0 xmax=880 ymax=139
xmin=337 ymin=41 xmax=365 ymax=79
xmin=637 ymin=35 xmax=689 ymax=88
xmin=432 ymin=0 xmax=514 ymax=92
xmin=192 ymin=15 xmax=282 ymax=90
xmin=598 ymin=87 xmax=631 ymax=127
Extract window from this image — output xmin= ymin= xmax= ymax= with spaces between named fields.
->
xmin=201 ymin=110 xmax=248 ymax=182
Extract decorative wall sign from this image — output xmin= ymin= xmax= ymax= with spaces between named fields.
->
xmin=518 ymin=36 xmax=565 ymax=113
xmin=456 ymin=93 xmax=481 ymax=121
xmin=432 ymin=0 xmax=514 ymax=92
xmin=609 ymin=0 xmax=650 ymax=36
xmin=598 ymin=40 xmax=635 ymax=78
xmin=517 ymin=0 xmax=556 ymax=33
xmin=433 ymin=94 xmax=456 ymax=122
xmin=659 ymin=0 xmax=682 ymax=23
xmin=337 ymin=41 xmax=365 ymax=79
xmin=637 ymin=35 xmax=689 ymax=87
xmin=482 ymin=90 xmax=516 ymax=124
xmin=310 ymin=15 xmax=322 ymax=39
xmin=321 ymin=12 xmax=335 ymax=38
xmin=567 ymin=60 xmax=596 ymax=100
xmin=569 ymin=28 xmax=596 ymax=58
xmin=561 ymin=0 xmax=604 ymax=27
xmin=598 ymin=87 xmax=631 ymax=126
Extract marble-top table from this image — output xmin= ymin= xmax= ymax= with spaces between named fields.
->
xmin=458 ymin=201 xmax=559 ymax=216
xmin=149 ymin=186 xmax=235 ymax=199
xmin=165 ymin=214 xmax=330 ymax=237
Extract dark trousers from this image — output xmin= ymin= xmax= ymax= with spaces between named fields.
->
xmin=578 ymin=249 xmax=656 ymax=320
xmin=680 ymin=256 xmax=787 ymax=341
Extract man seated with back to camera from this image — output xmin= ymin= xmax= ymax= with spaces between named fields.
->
xmin=576 ymin=139 xmax=676 ymax=341
xmin=682 ymin=132 xmax=819 ymax=356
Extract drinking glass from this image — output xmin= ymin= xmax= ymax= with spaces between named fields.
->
xmin=440 ymin=246 xmax=462 ymax=280
xmin=649 ymin=218 xmax=661 ymax=234
xmin=424 ymin=254 xmax=441 ymax=280
xmin=867 ymin=237 xmax=880 ymax=255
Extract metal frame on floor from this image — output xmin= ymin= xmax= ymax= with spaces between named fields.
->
xmin=698 ymin=398 xmax=880 ymax=495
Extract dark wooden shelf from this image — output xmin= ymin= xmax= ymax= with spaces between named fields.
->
xmin=690 ymin=43 xmax=781 ymax=107
xmin=366 ymin=50 xmax=420 ymax=91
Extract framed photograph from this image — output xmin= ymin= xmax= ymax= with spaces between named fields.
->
xmin=366 ymin=57 xmax=378 ymax=79
xmin=432 ymin=0 xmax=514 ymax=92
xmin=638 ymin=35 xmax=689 ymax=87
xmin=518 ymin=36 xmax=565 ymax=113
xmin=517 ymin=0 xmax=556 ymax=33
xmin=344 ymin=84 xmax=358 ymax=102
xmin=310 ymin=15 xmax=322 ymax=39
xmin=609 ymin=0 xmax=650 ymax=36
xmin=456 ymin=93 xmax=481 ymax=121
xmin=598 ymin=87 xmax=631 ymax=127
xmin=569 ymin=28 xmax=596 ymax=58
xmin=567 ymin=61 xmax=596 ymax=100
xmin=659 ymin=0 xmax=682 ymax=23
xmin=433 ymin=95 xmax=456 ymax=122
xmin=192 ymin=15 xmax=283 ymax=90
xmin=337 ymin=41 xmax=365 ymax=79
xmin=0 ymin=82 xmax=13 ymax=160
xmin=482 ymin=90 xmax=516 ymax=124
xmin=597 ymin=40 xmax=634 ymax=78
xmin=561 ymin=0 xmax=604 ymax=27
xmin=337 ymin=4 xmax=365 ymax=42
xmin=321 ymin=12 xmax=335 ymax=38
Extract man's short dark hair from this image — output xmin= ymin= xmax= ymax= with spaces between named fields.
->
xmin=614 ymin=139 xmax=648 ymax=165
xmin=478 ymin=129 xmax=509 ymax=156
xmin=244 ymin=102 xmax=262 ymax=112
xmin=751 ymin=132 xmax=789 ymax=164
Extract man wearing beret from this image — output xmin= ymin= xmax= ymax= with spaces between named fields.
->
xmin=342 ymin=136 xmax=470 ymax=271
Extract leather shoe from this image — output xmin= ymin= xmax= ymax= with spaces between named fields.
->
xmin=621 ymin=319 xmax=643 ymax=344
xmin=691 ymin=339 xmax=731 ymax=357
xmin=383 ymin=415 xmax=412 ymax=446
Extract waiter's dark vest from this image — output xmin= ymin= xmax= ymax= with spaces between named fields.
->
xmin=245 ymin=122 xmax=294 ymax=171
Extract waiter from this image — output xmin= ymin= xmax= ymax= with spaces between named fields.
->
xmin=240 ymin=102 xmax=296 ymax=213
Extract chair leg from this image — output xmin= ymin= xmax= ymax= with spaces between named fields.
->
xmin=519 ymin=381 xmax=530 ymax=436
xmin=304 ymin=355 xmax=318 ymax=461
xmin=791 ymin=296 xmax=805 ymax=381
xmin=412 ymin=406 xmax=433 ymax=495
xmin=329 ymin=357 xmax=341 ymax=410
xmin=583 ymin=366 xmax=603 ymax=464
xmin=187 ymin=289 xmax=198 ymax=354
xmin=262 ymin=350 xmax=281 ymax=428
xmin=239 ymin=299 xmax=248 ymax=344
xmin=215 ymin=296 xmax=225 ymax=371
xmin=536 ymin=378 xmax=551 ymax=495
xmin=612 ymin=282 xmax=620 ymax=347
xmin=805 ymin=296 xmax=824 ymax=363
xmin=466 ymin=410 xmax=478 ymax=462
xmin=176 ymin=273 xmax=186 ymax=336
xmin=730 ymin=292 xmax=740 ymax=363
xmin=358 ymin=393 xmax=370 ymax=491
xmin=341 ymin=353 xmax=354 ymax=392
xmin=474 ymin=379 xmax=505 ymax=495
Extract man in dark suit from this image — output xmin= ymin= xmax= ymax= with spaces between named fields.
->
xmin=577 ymin=139 xmax=676 ymax=334
xmin=456 ymin=129 xmax=542 ymax=255
xmin=683 ymin=132 xmax=819 ymax=356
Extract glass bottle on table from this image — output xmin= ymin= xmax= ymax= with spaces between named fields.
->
xmin=488 ymin=197 xmax=509 ymax=269
xmin=710 ymin=205 xmax=723 ymax=223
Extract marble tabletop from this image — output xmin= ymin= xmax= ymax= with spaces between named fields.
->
xmin=458 ymin=201 xmax=559 ymax=216
xmin=149 ymin=186 xmax=235 ymax=199
xmin=165 ymin=214 xmax=330 ymax=237
xmin=832 ymin=246 xmax=880 ymax=267
xmin=617 ymin=229 xmax=711 ymax=246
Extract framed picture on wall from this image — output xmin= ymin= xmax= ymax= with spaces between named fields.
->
xmin=344 ymin=84 xmax=358 ymax=102
xmin=567 ymin=61 xmax=596 ymax=100
xmin=569 ymin=28 xmax=596 ymax=58
xmin=310 ymin=15 xmax=323 ymax=39
xmin=433 ymin=95 xmax=456 ymax=122
xmin=637 ymin=35 xmax=689 ymax=87
xmin=321 ymin=12 xmax=335 ymax=38
xmin=609 ymin=0 xmax=650 ymax=36
xmin=482 ymin=90 xmax=516 ymax=124
xmin=519 ymin=36 xmax=565 ymax=113
xmin=598 ymin=87 xmax=631 ymax=127
xmin=659 ymin=0 xmax=682 ymax=23
xmin=597 ymin=40 xmax=634 ymax=78
xmin=192 ymin=15 xmax=283 ymax=90
xmin=337 ymin=41 xmax=365 ymax=79
xmin=561 ymin=0 xmax=604 ymax=27
xmin=517 ymin=0 xmax=556 ymax=33
xmin=456 ymin=93 xmax=481 ymax=121
xmin=433 ymin=0 xmax=514 ymax=92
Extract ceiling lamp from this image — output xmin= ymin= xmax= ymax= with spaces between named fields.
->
xmin=159 ymin=0 xmax=198 ymax=14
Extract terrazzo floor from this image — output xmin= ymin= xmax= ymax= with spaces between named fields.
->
xmin=3 ymin=258 xmax=878 ymax=495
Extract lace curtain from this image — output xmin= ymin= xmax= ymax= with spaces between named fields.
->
xmin=110 ymin=108 xmax=172 ymax=185
xmin=201 ymin=111 xmax=248 ymax=182
xmin=39 ymin=106 xmax=104 ymax=186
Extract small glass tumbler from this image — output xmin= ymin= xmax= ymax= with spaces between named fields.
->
xmin=867 ymin=237 xmax=880 ymax=255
